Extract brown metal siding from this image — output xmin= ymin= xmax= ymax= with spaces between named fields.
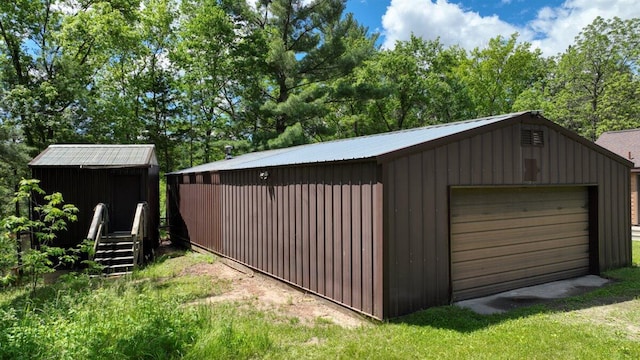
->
xmin=631 ymin=174 xmax=638 ymax=225
xmin=384 ymin=118 xmax=631 ymax=318
xmin=168 ymin=172 xmax=222 ymax=252
xmin=173 ymin=162 xmax=383 ymax=319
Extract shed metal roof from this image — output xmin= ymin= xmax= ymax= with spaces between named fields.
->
xmin=29 ymin=144 xmax=158 ymax=168
xmin=596 ymin=129 xmax=640 ymax=168
xmin=170 ymin=112 xmax=531 ymax=174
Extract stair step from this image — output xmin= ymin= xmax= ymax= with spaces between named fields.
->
xmin=101 ymin=233 xmax=133 ymax=243
xmin=96 ymin=248 xmax=133 ymax=255
xmin=97 ymin=242 xmax=134 ymax=250
xmin=95 ymin=256 xmax=134 ymax=263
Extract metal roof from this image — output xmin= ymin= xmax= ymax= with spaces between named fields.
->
xmin=29 ymin=144 xmax=158 ymax=168
xmin=170 ymin=112 xmax=530 ymax=174
xmin=596 ymin=129 xmax=640 ymax=168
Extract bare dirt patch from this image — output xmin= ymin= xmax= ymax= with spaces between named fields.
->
xmin=170 ymin=246 xmax=369 ymax=328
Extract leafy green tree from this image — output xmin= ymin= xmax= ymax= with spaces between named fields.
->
xmin=136 ymin=0 xmax=183 ymax=171
xmin=0 ymin=0 xmax=138 ymax=151
xmin=331 ymin=35 xmax=471 ymax=136
xmin=175 ymin=0 xmax=246 ymax=165
xmin=0 ymin=124 xmax=30 ymax=218
xmin=596 ymin=71 xmax=640 ymax=134
xmin=1 ymin=179 xmax=81 ymax=291
xmin=83 ymin=0 xmax=184 ymax=172
xmin=546 ymin=17 xmax=640 ymax=140
xmin=457 ymin=33 xmax=546 ymax=117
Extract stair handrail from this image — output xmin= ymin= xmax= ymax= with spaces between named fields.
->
xmin=130 ymin=202 xmax=148 ymax=267
xmin=87 ymin=203 xmax=109 ymax=260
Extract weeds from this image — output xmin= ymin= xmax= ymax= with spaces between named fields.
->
xmin=0 ymin=243 xmax=637 ymax=359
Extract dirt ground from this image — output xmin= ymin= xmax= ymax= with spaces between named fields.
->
xmin=159 ymin=243 xmax=370 ymax=328
xmin=159 ymin=243 xmax=640 ymax=333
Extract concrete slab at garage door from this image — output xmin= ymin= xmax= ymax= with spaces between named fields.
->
xmin=450 ymin=186 xmax=590 ymax=301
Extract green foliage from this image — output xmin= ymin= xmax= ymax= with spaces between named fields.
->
xmin=267 ymin=122 xmax=307 ymax=149
xmin=1 ymin=248 xmax=639 ymax=359
xmin=0 ymin=124 xmax=30 ymax=218
xmin=2 ymin=1 xmax=640 ymax=174
xmin=1 ymin=179 xmax=80 ymax=292
xmin=0 ymin=277 xmax=207 ymax=360
xmin=248 ymin=0 xmax=377 ymax=145
xmin=332 ymin=35 xmax=471 ymax=136
xmin=457 ymin=33 xmax=547 ymax=117
xmin=546 ymin=16 xmax=640 ymax=140
xmin=0 ymin=0 xmax=139 ymax=151
xmin=174 ymin=0 xmax=247 ymax=166
xmin=0 ymin=231 xmax=18 ymax=286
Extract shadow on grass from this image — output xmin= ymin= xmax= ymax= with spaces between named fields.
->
xmin=391 ymin=265 xmax=640 ymax=333
xmin=152 ymin=241 xmax=189 ymax=264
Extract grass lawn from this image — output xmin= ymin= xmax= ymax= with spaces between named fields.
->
xmin=1 ymin=242 xmax=638 ymax=359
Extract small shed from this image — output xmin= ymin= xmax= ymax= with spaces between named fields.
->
xmin=167 ymin=111 xmax=632 ymax=319
xmin=29 ymin=144 xmax=160 ymax=251
xmin=596 ymin=129 xmax=640 ymax=225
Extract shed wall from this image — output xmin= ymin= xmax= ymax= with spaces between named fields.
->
xmin=383 ymin=118 xmax=630 ymax=318
xmin=169 ymin=162 xmax=384 ymax=319
xmin=167 ymin=172 xmax=222 ymax=252
xmin=31 ymin=167 xmax=160 ymax=250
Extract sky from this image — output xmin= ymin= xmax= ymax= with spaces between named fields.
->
xmin=345 ymin=0 xmax=640 ymax=56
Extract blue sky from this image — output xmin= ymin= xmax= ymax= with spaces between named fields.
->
xmin=344 ymin=0 xmax=640 ymax=56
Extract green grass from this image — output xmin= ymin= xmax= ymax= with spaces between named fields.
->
xmin=0 ymin=243 xmax=639 ymax=359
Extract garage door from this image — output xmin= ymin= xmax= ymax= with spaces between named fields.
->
xmin=450 ymin=186 xmax=590 ymax=301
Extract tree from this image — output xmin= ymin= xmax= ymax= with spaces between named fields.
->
xmin=596 ymin=71 xmax=640 ymax=134
xmin=457 ymin=33 xmax=547 ymax=117
xmin=174 ymin=0 xmax=248 ymax=165
xmin=0 ymin=0 xmax=139 ymax=151
xmin=244 ymin=0 xmax=376 ymax=147
xmin=83 ymin=0 xmax=184 ymax=172
xmin=0 ymin=124 xmax=30 ymax=218
xmin=331 ymin=35 xmax=471 ymax=136
xmin=546 ymin=17 xmax=640 ymax=140
xmin=1 ymin=179 xmax=82 ymax=291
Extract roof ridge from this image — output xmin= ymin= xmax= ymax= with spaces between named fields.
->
xmin=169 ymin=111 xmax=532 ymax=174
xmin=268 ymin=111 xmax=531 ymax=150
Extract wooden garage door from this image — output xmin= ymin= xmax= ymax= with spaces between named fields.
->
xmin=450 ymin=186 xmax=590 ymax=301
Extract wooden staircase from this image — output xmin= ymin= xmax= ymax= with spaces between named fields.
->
xmin=87 ymin=203 xmax=148 ymax=277
xmin=94 ymin=231 xmax=136 ymax=276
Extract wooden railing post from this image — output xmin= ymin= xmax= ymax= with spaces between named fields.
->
xmin=130 ymin=202 xmax=148 ymax=267
xmin=87 ymin=203 xmax=108 ymax=260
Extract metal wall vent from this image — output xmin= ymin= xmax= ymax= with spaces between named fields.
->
xmin=521 ymin=129 xmax=544 ymax=146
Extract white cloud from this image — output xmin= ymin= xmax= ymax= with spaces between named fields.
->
xmin=381 ymin=0 xmax=640 ymax=56
xmin=381 ymin=0 xmax=521 ymax=51
xmin=528 ymin=0 xmax=640 ymax=55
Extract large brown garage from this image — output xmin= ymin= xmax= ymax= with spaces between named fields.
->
xmin=167 ymin=111 xmax=632 ymax=319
